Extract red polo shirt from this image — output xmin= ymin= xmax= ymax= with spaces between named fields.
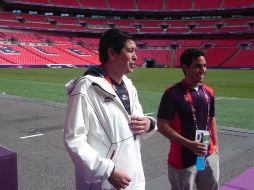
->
xmin=157 ymin=80 xmax=216 ymax=169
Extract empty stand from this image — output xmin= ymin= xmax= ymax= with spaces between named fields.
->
xmin=56 ymin=24 xmax=84 ymax=31
xmin=79 ymin=0 xmax=108 ymax=9
xmin=0 ymin=44 xmax=52 ymax=65
xmin=143 ymin=39 xmax=170 ymax=47
xmin=2 ymin=32 xmax=41 ymax=43
xmin=0 ymin=56 xmax=11 ymax=64
xmin=19 ymin=14 xmax=46 ymax=23
xmin=224 ymin=49 xmax=254 ymax=68
xmin=136 ymin=49 xmax=171 ymax=65
xmin=191 ymin=27 xmax=215 ymax=33
xmin=179 ymin=40 xmax=207 ymax=47
xmin=219 ymin=26 xmax=249 ymax=33
xmin=0 ymin=12 xmax=14 ymax=20
xmin=167 ymin=27 xmax=189 ymax=33
xmin=223 ymin=0 xmax=254 ymax=8
xmin=23 ymin=45 xmax=98 ymax=65
xmin=16 ymin=0 xmax=50 ymax=4
xmin=50 ymin=0 xmax=80 ymax=7
xmin=36 ymin=34 xmax=71 ymax=44
xmin=0 ymin=32 xmax=7 ymax=41
xmin=139 ymin=27 xmax=163 ymax=33
xmin=194 ymin=0 xmax=222 ymax=9
xmin=108 ymin=0 xmax=135 ymax=9
xmin=166 ymin=0 xmax=192 ymax=9
xmin=205 ymin=47 xmax=238 ymax=67
xmin=174 ymin=48 xmax=187 ymax=67
xmin=55 ymin=45 xmax=99 ymax=65
xmin=136 ymin=20 xmax=163 ymax=27
xmin=213 ymin=39 xmax=241 ymax=47
xmin=47 ymin=16 xmax=77 ymax=24
xmin=0 ymin=0 xmax=254 ymax=69
xmin=137 ymin=0 xmax=163 ymax=10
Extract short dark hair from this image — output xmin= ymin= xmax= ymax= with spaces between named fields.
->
xmin=180 ymin=48 xmax=205 ymax=67
xmin=99 ymin=28 xmax=134 ymax=64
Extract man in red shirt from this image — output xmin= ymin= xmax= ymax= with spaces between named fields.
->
xmin=157 ymin=48 xmax=219 ymax=190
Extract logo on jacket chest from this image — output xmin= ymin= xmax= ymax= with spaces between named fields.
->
xmin=104 ymin=96 xmax=114 ymax=103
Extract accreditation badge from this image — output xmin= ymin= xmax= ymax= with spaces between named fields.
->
xmin=195 ymin=130 xmax=210 ymax=144
xmin=195 ymin=130 xmax=210 ymax=171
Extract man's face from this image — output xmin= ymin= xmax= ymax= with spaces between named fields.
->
xmin=184 ymin=56 xmax=207 ymax=84
xmin=112 ymin=39 xmax=137 ymax=75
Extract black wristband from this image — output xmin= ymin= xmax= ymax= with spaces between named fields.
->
xmin=148 ymin=118 xmax=155 ymax=132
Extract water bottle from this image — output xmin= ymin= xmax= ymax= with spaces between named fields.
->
xmin=195 ymin=132 xmax=209 ymax=171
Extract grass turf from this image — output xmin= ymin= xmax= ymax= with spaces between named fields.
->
xmin=0 ymin=68 xmax=253 ymax=130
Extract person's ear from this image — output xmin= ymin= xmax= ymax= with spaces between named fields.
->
xmin=107 ymin=48 xmax=115 ymax=61
xmin=182 ymin=65 xmax=188 ymax=73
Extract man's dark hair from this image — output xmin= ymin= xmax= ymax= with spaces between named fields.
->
xmin=99 ymin=28 xmax=134 ymax=64
xmin=180 ymin=48 xmax=205 ymax=67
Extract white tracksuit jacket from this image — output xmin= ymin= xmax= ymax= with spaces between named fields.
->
xmin=64 ymin=71 xmax=155 ymax=190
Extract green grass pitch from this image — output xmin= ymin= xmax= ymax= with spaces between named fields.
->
xmin=0 ymin=68 xmax=253 ymax=130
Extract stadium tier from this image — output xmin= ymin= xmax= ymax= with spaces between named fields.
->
xmin=3 ymin=0 xmax=254 ymax=9
xmin=0 ymin=11 xmax=253 ymax=34
xmin=0 ymin=0 xmax=253 ymax=68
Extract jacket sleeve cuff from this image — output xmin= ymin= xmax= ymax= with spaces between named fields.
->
xmin=102 ymin=159 xmax=115 ymax=180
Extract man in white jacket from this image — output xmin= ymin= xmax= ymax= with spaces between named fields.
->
xmin=64 ymin=28 xmax=156 ymax=190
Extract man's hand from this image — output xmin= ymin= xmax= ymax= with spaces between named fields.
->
xmin=186 ymin=140 xmax=208 ymax=156
xmin=108 ymin=167 xmax=131 ymax=189
xmin=129 ymin=115 xmax=151 ymax=135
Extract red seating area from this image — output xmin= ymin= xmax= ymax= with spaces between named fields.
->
xmin=0 ymin=31 xmax=253 ymax=68
xmin=205 ymin=47 xmax=238 ymax=67
xmin=0 ymin=31 xmax=102 ymax=66
xmin=136 ymin=49 xmax=172 ymax=65
xmin=1 ymin=32 xmax=41 ymax=43
xmin=219 ymin=26 xmax=249 ymax=33
xmin=24 ymin=45 xmax=97 ymax=65
xmin=0 ymin=1 xmax=254 ymax=68
xmin=6 ymin=0 xmax=254 ymax=10
xmin=167 ymin=39 xmax=254 ymax=68
xmin=166 ymin=0 xmax=193 ymax=10
xmin=55 ymin=45 xmax=99 ymax=65
xmin=108 ymin=0 xmax=135 ymax=9
xmin=0 ymin=56 xmax=11 ymax=64
xmin=0 ymin=44 xmax=100 ymax=65
xmin=191 ymin=27 xmax=216 ymax=33
xmin=79 ymin=0 xmax=108 ymax=9
xmin=0 ymin=12 xmax=253 ymax=35
xmin=213 ymin=39 xmax=241 ymax=47
xmin=18 ymin=0 xmax=50 ymax=4
xmin=142 ymin=39 xmax=169 ymax=47
xmin=195 ymin=0 xmax=221 ymax=9
xmin=50 ymin=0 xmax=80 ymax=7
xmin=137 ymin=0 xmax=163 ymax=10
xmin=223 ymin=0 xmax=254 ymax=8
xmin=224 ymin=49 xmax=254 ymax=68
xmin=0 ymin=44 xmax=51 ymax=65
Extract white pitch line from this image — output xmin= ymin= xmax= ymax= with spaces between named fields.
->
xmin=20 ymin=133 xmax=44 ymax=139
xmin=215 ymin=97 xmax=240 ymax=100
xmin=144 ymin=112 xmax=155 ymax=116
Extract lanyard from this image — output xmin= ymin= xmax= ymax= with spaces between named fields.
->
xmin=185 ymin=86 xmax=210 ymax=131
xmin=99 ymin=66 xmax=131 ymax=115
